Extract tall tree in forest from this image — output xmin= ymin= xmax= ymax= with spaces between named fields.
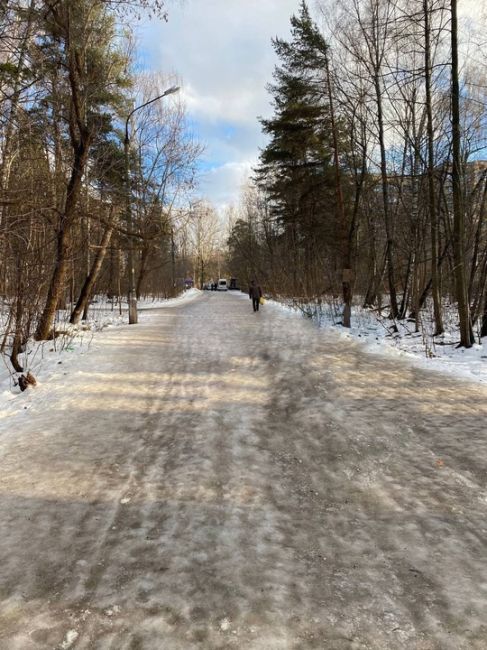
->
xmin=256 ymin=1 xmax=341 ymax=296
xmin=450 ymin=0 xmax=472 ymax=347
xmin=69 ymin=137 xmax=126 ymax=325
xmin=34 ymin=0 xmax=129 ymax=340
xmin=451 ymin=0 xmax=473 ymax=348
xmin=303 ymin=0 xmax=355 ymax=324
xmin=322 ymin=44 xmax=352 ymax=326
xmin=336 ymin=0 xmax=400 ymax=318
xmin=127 ymin=74 xmax=201 ymax=300
xmin=423 ymin=0 xmax=445 ymax=335
xmin=0 ymin=0 xmax=37 ymax=298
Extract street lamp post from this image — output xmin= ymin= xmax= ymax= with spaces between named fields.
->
xmin=124 ymin=85 xmax=180 ymax=324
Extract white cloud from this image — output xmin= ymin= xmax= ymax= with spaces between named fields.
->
xmin=181 ymin=83 xmax=263 ymax=127
xmin=137 ymin=0 xmax=302 ymax=207
xmin=200 ymin=160 xmax=253 ymax=211
xmin=143 ymin=0 xmax=301 ymax=124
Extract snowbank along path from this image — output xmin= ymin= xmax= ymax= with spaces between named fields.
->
xmin=0 ymin=291 xmax=486 ymax=650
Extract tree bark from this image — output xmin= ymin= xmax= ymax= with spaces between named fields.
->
xmin=367 ymin=3 xmax=399 ymax=319
xmin=468 ymin=173 xmax=487 ymax=318
xmin=10 ymin=261 xmax=25 ymax=373
xmin=0 ymin=0 xmax=36 ymax=296
xmin=35 ymin=139 xmax=90 ymax=339
xmin=136 ymin=245 xmax=150 ymax=300
xmin=481 ymin=291 xmax=487 ymax=338
xmin=376 ymin=81 xmax=399 ymax=319
xmin=70 ymin=223 xmax=114 ymax=325
xmin=424 ymin=0 xmax=444 ymax=335
xmin=451 ymin=0 xmax=473 ymax=347
xmin=324 ymin=47 xmax=351 ymax=327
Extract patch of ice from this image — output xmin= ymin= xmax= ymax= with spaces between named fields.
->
xmin=60 ymin=629 xmax=79 ymax=649
xmin=219 ymin=617 xmax=231 ymax=631
xmin=105 ymin=605 xmax=121 ymax=617
xmin=271 ymin=297 xmax=487 ymax=386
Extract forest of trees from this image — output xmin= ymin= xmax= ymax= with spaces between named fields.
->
xmin=1 ymin=0 xmax=486 ymax=384
xmin=227 ymin=0 xmax=487 ymax=347
xmin=0 ymin=0 xmax=217 ymax=374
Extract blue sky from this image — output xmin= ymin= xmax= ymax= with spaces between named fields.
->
xmin=135 ymin=0 xmax=484 ymax=210
xmin=136 ymin=0 xmax=302 ymax=210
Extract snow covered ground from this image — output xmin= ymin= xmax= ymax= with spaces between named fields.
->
xmin=0 ymin=289 xmax=484 ymax=414
xmin=138 ymin=288 xmax=202 ymax=311
xmin=0 ymin=289 xmax=202 ymax=406
xmin=0 ymin=290 xmax=486 ymax=649
xmin=269 ymin=297 xmax=487 ymax=386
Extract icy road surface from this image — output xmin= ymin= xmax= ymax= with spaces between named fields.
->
xmin=1 ymin=291 xmax=486 ymax=650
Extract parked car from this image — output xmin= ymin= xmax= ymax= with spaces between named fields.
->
xmin=217 ymin=278 xmax=228 ymax=291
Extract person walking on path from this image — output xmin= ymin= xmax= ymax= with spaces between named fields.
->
xmin=249 ymin=279 xmax=263 ymax=312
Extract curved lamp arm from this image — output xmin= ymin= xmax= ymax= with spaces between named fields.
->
xmin=124 ymin=86 xmax=180 ymax=144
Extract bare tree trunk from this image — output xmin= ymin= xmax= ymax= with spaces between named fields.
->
xmin=324 ymin=48 xmax=352 ymax=326
xmin=468 ymin=173 xmax=487 ymax=317
xmin=35 ymin=139 xmax=90 ymax=339
xmin=399 ymin=253 xmax=413 ymax=319
xmin=0 ymin=0 xmax=36 ymax=296
xmin=472 ymin=253 xmax=487 ymax=327
xmin=376 ymin=81 xmax=399 ymax=319
xmin=136 ymin=245 xmax=150 ymax=300
xmin=481 ymin=288 xmax=487 ymax=338
xmin=451 ymin=0 xmax=472 ymax=347
xmin=10 ymin=260 xmax=25 ymax=373
xmin=414 ymin=238 xmax=450 ymax=315
xmin=70 ymin=223 xmax=114 ymax=325
xmin=368 ymin=0 xmax=399 ymax=318
xmin=424 ymin=0 xmax=444 ymax=335
xmin=118 ymin=247 xmax=123 ymax=316
xmin=171 ymin=228 xmax=176 ymax=290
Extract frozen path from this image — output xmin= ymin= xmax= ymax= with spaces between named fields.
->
xmin=0 ymin=291 xmax=486 ymax=650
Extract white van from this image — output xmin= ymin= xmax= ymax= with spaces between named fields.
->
xmin=217 ymin=278 xmax=228 ymax=291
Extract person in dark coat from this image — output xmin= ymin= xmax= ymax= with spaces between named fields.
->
xmin=249 ymin=279 xmax=263 ymax=312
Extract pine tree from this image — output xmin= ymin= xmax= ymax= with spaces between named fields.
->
xmin=256 ymin=1 xmax=345 ymax=295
